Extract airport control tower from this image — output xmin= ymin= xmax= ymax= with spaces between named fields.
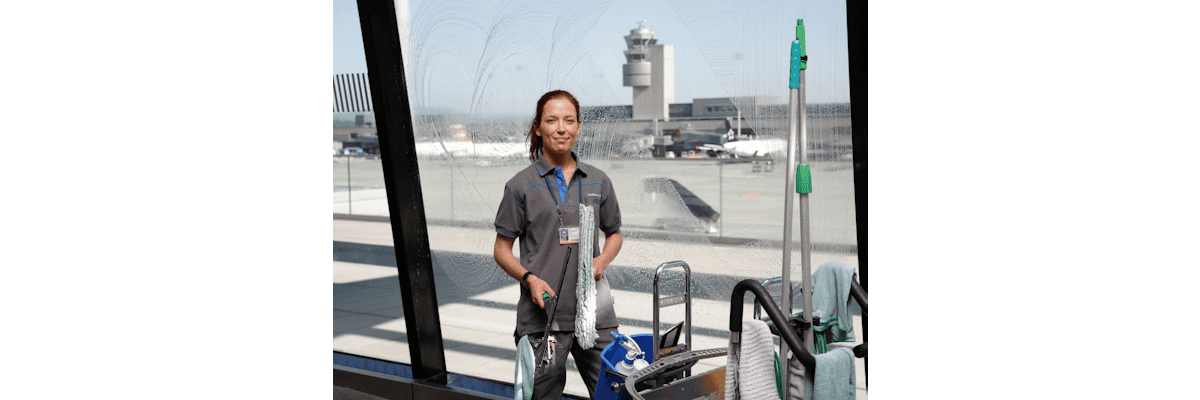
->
xmin=623 ymin=21 xmax=674 ymax=121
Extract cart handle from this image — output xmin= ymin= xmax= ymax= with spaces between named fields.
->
xmin=729 ymin=279 xmax=815 ymax=369
xmin=849 ymin=279 xmax=867 ymax=359
xmin=850 ymin=278 xmax=867 ymax=313
xmin=753 ymin=276 xmax=799 ymax=320
xmin=625 ymin=348 xmax=728 ymax=400
xmin=754 ymin=274 xmax=867 ymax=318
xmin=652 ymin=260 xmax=692 ymax=359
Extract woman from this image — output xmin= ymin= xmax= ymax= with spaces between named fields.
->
xmin=493 ymin=90 xmax=623 ymax=399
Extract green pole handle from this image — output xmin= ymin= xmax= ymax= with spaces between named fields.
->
xmin=789 ymin=19 xmax=807 ymax=88
xmin=796 ymin=164 xmax=812 ymax=194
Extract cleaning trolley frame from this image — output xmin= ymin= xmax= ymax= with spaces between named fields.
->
xmin=624 ymin=279 xmax=834 ymax=400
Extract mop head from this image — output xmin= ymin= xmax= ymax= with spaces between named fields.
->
xmin=575 ymin=203 xmax=598 ymax=348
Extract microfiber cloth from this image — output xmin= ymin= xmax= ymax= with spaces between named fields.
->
xmin=802 ymin=347 xmax=856 ymax=400
xmin=514 ymin=335 xmax=534 ymax=400
xmin=725 ymin=319 xmax=781 ymax=400
xmin=810 ymin=261 xmax=857 ymax=342
xmin=575 ymin=203 xmax=598 ymax=348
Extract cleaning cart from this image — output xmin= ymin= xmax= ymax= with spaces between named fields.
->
xmin=592 ymin=269 xmax=867 ymax=400
xmin=595 ymin=260 xmax=698 ymax=400
xmin=626 ymin=279 xmax=818 ymax=400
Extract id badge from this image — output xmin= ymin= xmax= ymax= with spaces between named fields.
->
xmin=559 ymin=226 xmax=580 ymax=244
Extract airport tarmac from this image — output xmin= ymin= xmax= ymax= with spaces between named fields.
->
xmin=333 ymin=157 xmax=859 ymax=247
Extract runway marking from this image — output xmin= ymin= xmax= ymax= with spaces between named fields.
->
xmin=740 ymin=193 xmax=762 ymax=197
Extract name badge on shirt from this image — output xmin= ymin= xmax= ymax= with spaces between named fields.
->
xmin=559 ymin=226 xmax=580 ymax=244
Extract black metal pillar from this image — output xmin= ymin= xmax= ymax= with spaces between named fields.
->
xmin=356 ymin=0 xmax=448 ymax=385
xmin=846 ymin=0 xmax=867 ymax=386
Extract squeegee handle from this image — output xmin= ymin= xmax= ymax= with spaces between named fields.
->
xmin=539 ymin=247 xmax=573 ymax=340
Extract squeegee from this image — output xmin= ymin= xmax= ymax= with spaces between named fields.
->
xmin=781 ymin=18 xmax=814 ymax=359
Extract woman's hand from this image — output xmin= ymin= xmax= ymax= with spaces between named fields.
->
xmin=593 ymin=257 xmax=607 ymax=281
xmin=528 ymin=275 xmax=555 ymax=309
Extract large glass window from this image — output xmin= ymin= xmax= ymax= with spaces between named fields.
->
xmin=335 ymin=0 xmax=862 ymax=397
xmin=332 ymin=0 xmax=410 ymax=368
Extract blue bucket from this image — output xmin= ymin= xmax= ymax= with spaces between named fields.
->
xmin=595 ymin=334 xmax=655 ymax=400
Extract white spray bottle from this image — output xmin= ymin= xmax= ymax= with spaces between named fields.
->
xmin=610 ymin=331 xmax=650 ymax=375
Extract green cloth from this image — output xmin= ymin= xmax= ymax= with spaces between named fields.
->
xmin=802 ymin=347 xmax=856 ymax=400
xmin=810 ymin=261 xmax=856 ymax=342
xmin=514 ymin=335 xmax=534 ymax=400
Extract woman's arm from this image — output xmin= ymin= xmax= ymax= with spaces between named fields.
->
xmin=592 ymin=230 xmax=622 ymax=280
xmin=494 ymin=234 xmax=553 ymax=308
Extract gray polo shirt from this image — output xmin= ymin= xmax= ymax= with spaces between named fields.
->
xmin=495 ymin=152 xmax=621 ymax=337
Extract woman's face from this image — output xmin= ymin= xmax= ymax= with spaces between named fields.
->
xmin=536 ymin=97 xmax=579 ymax=158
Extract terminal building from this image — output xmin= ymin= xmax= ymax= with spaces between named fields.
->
xmin=333 ymin=114 xmax=379 ymax=155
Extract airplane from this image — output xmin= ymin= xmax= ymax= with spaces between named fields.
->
xmin=720 ymin=138 xmax=785 ymax=158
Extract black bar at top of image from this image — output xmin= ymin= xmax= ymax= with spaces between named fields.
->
xmin=356 ymin=0 xmax=449 ymax=385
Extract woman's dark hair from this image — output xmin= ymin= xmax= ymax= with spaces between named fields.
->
xmin=527 ymin=90 xmax=581 ymax=161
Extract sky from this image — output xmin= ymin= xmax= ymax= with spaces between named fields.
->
xmin=333 ymin=0 xmax=851 ymax=115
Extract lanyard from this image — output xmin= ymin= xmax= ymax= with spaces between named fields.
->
xmin=542 ymin=167 xmax=584 ymax=228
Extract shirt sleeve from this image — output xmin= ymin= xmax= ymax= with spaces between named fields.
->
xmin=494 ymin=183 xmax=526 ymax=238
xmin=598 ymin=175 xmax=621 ymax=233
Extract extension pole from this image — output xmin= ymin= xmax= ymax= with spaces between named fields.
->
xmin=781 ymin=18 xmax=813 ymax=361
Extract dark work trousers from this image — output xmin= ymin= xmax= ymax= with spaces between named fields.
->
xmin=520 ymin=327 xmax=618 ymax=400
